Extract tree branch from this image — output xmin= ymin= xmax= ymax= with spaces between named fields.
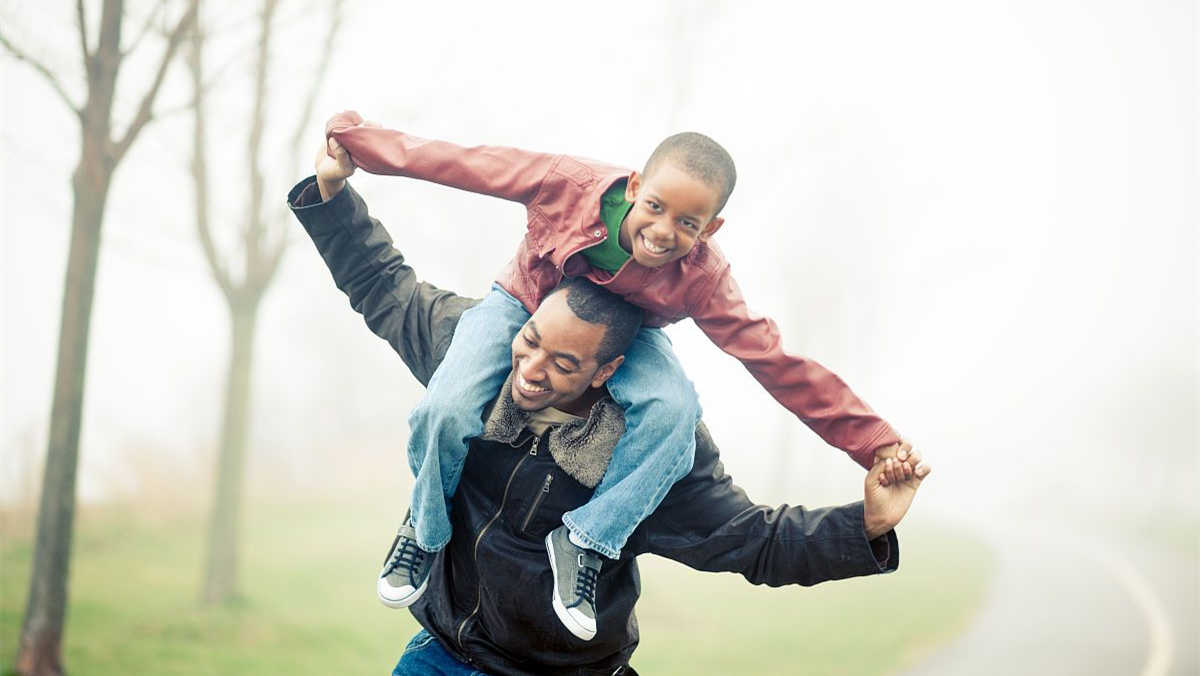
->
xmin=0 ymin=33 xmax=81 ymax=114
xmin=121 ymin=0 xmax=171 ymax=60
xmin=187 ymin=2 xmax=233 ymax=298
xmin=76 ymin=0 xmax=91 ymax=60
xmin=111 ymin=0 xmax=201 ymax=164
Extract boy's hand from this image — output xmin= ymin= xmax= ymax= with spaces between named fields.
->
xmin=314 ymin=137 xmax=355 ymax=202
xmin=863 ymin=452 xmax=930 ymax=540
xmin=873 ymin=438 xmax=928 ymax=487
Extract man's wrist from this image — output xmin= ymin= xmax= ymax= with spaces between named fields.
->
xmin=864 ymin=512 xmax=893 ymax=541
xmin=317 ymin=178 xmax=346 ymax=202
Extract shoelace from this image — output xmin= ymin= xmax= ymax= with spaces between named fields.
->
xmin=386 ymin=538 xmax=427 ymax=584
xmin=570 ymin=558 xmax=599 ymax=609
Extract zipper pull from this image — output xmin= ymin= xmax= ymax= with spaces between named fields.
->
xmin=542 ymin=475 xmax=553 ymax=492
xmin=529 ymin=437 xmax=539 ymax=456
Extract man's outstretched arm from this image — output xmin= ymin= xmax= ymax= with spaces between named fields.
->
xmin=288 ymin=140 xmax=478 ymax=386
xmin=632 ymin=423 xmax=928 ymax=587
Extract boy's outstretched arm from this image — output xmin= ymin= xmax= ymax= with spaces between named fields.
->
xmin=690 ymin=266 xmax=903 ymax=470
xmin=323 ymin=110 xmax=562 ymax=206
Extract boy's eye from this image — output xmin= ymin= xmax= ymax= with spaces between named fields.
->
xmin=681 ymin=220 xmax=697 ymax=230
xmin=646 ymin=201 xmax=662 ymax=212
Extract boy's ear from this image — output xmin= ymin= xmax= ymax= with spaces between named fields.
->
xmin=591 ymin=355 xmax=625 ymax=389
xmin=624 ymin=171 xmax=641 ymax=202
xmin=697 ymin=216 xmax=725 ymax=243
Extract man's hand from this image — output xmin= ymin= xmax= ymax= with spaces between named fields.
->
xmin=863 ymin=449 xmax=930 ymax=540
xmin=314 ymin=136 xmax=356 ymax=202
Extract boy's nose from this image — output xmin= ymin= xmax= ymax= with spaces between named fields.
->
xmin=647 ymin=222 xmax=674 ymax=243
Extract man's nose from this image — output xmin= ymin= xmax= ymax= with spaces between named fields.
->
xmin=520 ymin=353 xmax=548 ymax=379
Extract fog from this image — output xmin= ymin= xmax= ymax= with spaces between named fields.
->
xmin=1 ymin=0 xmax=1197 ymax=668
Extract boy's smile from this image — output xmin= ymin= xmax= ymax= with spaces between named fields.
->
xmin=618 ymin=162 xmax=725 ymax=268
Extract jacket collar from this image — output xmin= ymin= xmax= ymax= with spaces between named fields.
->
xmin=480 ymin=371 xmax=625 ymax=488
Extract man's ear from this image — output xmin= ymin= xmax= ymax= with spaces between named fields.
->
xmin=624 ymin=172 xmax=641 ymax=203
xmin=697 ymin=216 xmax=725 ymax=243
xmin=591 ymin=355 xmax=625 ymax=389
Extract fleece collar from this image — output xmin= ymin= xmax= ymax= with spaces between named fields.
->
xmin=480 ymin=371 xmax=625 ymax=488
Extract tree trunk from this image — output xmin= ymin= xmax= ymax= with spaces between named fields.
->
xmin=15 ymin=147 xmax=112 ymax=676
xmin=201 ymin=296 xmax=260 ymax=605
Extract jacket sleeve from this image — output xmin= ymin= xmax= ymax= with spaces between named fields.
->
xmin=325 ymin=111 xmax=559 ymax=206
xmin=691 ymin=265 xmax=900 ymax=469
xmin=287 ymin=176 xmax=478 ymax=386
xmin=630 ymin=422 xmax=898 ymax=587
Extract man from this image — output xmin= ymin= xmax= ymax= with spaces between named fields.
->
xmin=288 ymin=138 xmax=930 ymax=676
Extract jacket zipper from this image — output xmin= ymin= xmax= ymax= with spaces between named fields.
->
xmin=456 ymin=436 xmax=540 ymax=653
xmin=519 ymin=473 xmax=555 ymax=533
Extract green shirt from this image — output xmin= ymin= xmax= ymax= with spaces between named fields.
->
xmin=580 ymin=179 xmax=633 ymax=272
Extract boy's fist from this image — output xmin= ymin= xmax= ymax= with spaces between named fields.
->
xmin=873 ymin=438 xmax=930 ymax=486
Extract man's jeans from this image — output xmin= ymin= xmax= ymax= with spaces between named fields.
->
xmin=405 ymin=284 xmax=701 ymax=559
xmin=392 ymin=630 xmax=492 ymax=675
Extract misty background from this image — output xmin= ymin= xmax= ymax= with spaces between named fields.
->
xmin=1 ymin=0 xmax=1196 ymax=673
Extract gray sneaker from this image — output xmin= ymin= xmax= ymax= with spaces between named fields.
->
xmin=377 ymin=520 xmax=433 ymax=609
xmin=545 ymin=525 xmax=601 ymax=641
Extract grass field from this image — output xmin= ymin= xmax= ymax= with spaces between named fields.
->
xmin=1 ymin=499 xmax=990 ymax=676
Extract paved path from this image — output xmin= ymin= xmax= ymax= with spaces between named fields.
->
xmin=890 ymin=518 xmax=1198 ymax=676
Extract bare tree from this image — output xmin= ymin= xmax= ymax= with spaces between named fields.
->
xmin=188 ymin=0 xmax=344 ymax=605
xmin=0 ymin=1 xmax=200 ymax=673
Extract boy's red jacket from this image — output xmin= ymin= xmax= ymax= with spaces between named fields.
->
xmin=327 ymin=111 xmax=900 ymax=467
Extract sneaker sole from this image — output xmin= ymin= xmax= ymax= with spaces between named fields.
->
xmin=377 ymin=575 xmax=428 ymax=610
xmin=545 ymin=532 xmax=597 ymax=641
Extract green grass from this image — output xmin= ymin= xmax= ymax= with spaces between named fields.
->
xmin=1 ymin=501 xmax=989 ymax=675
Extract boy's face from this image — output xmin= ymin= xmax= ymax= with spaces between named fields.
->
xmin=509 ymin=290 xmax=624 ymax=416
xmin=619 ymin=162 xmax=725 ymax=268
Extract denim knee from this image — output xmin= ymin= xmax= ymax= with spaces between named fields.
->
xmin=408 ymin=379 xmax=482 ymax=435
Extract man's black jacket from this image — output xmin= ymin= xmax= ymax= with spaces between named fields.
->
xmin=289 ymin=178 xmax=898 ymax=676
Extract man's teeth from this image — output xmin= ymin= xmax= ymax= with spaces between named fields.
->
xmin=642 ymin=236 xmax=668 ymax=254
xmin=517 ymin=373 xmax=547 ymax=393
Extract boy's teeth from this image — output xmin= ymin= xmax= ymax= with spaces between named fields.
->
xmin=643 ymin=236 xmax=668 ymax=253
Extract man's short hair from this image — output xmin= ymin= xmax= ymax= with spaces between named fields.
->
xmin=548 ymin=276 xmax=642 ymax=364
xmin=643 ymin=132 xmax=737 ymax=214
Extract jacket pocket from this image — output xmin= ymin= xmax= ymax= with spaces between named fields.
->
xmin=519 ymin=473 xmax=555 ymax=534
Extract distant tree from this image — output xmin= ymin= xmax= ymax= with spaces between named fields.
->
xmin=0 ymin=1 xmax=201 ymax=673
xmin=187 ymin=0 xmax=344 ymax=605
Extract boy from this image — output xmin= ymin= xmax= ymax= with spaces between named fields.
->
xmin=321 ymin=111 xmax=911 ymax=641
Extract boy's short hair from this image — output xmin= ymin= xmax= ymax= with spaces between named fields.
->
xmin=548 ymin=276 xmax=643 ymax=365
xmin=643 ymin=132 xmax=737 ymax=214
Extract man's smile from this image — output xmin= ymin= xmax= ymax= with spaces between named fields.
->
xmin=516 ymin=371 xmax=550 ymax=395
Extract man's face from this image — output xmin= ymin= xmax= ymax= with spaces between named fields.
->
xmin=618 ymin=162 xmax=725 ymax=268
xmin=509 ymin=290 xmax=624 ymax=415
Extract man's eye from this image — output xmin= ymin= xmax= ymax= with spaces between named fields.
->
xmin=523 ymin=335 xmax=537 ymax=347
xmin=555 ymin=362 xmax=573 ymax=374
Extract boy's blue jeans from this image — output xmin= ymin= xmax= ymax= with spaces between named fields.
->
xmin=405 ymin=284 xmax=701 ymax=559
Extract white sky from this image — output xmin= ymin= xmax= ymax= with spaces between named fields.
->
xmin=1 ymin=0 xmax=1197 ymax=525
